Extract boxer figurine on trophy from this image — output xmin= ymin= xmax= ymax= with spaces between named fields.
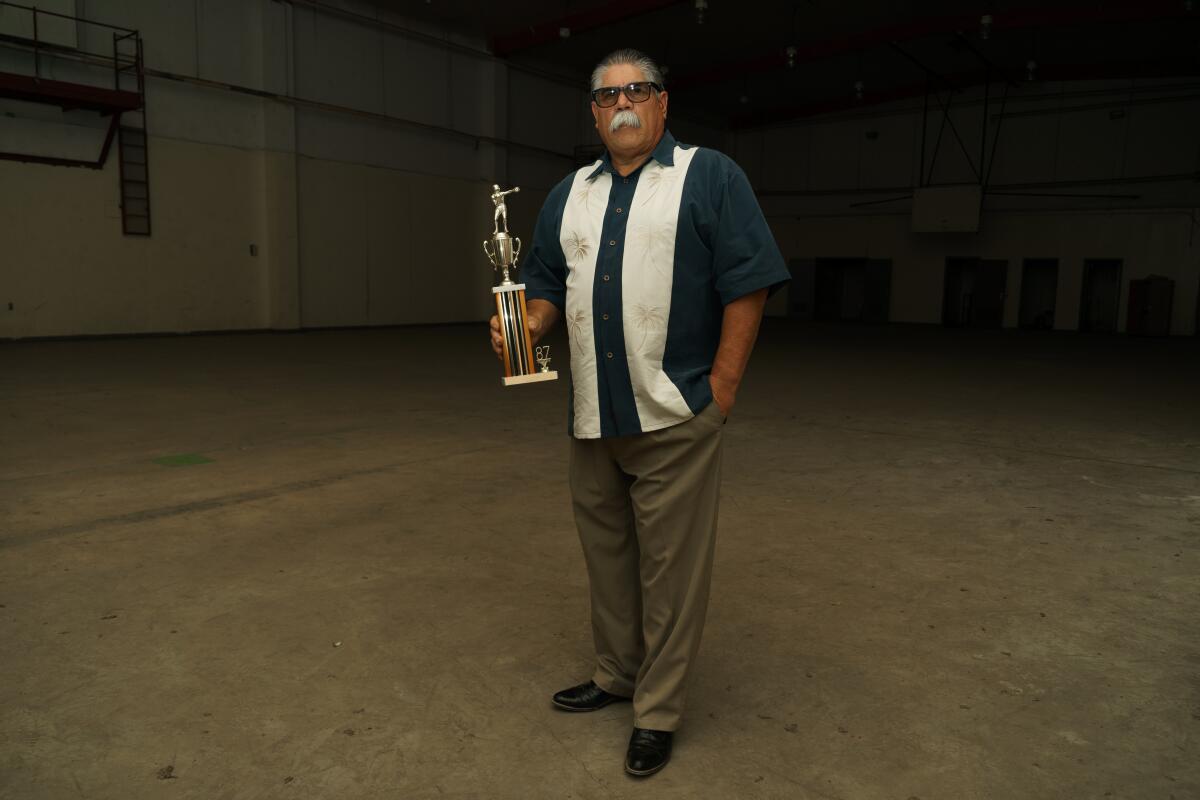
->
xmin=484 ymin=184 xmax=558 ymax=386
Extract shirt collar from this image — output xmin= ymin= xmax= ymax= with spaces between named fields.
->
xmin=587 ymin=129 xmax=677 ymax=180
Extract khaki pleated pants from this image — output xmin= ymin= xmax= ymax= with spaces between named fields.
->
xmin=568 ymin=401 xmax=725 ymax=732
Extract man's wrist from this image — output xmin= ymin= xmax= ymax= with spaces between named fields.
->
xmin=709 ymin=373 xmax=737 ymax=409
xmin=710 ymin=372 xmax=739 ymax=392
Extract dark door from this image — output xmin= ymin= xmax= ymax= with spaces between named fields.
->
xmin=973 ymin=259 xmax=1008 ymax=329
xmin=839 ymin=260 xmax=866 ymax=320
xmin=942 ymin=258 xmax=972 ymax=327
xmin=862 ymin=259 xmax=892 ymax=323
xmin=1128 ymin=276 xmax=1174 ymax=336
xmin=1079 ymin=259 xmax=1122 ymax=333
xmin=813 ymin=258 xmax=889 ymax=322
xmin=944 ymin=257 xmax=1005 ymax=328
xmin=1019 ymin=258 xmax=1059 ymax=330
xmin=814 ymin=258 xmax=855 ymax=321
xmin=787 ymin=258 xmax=815 ymax=319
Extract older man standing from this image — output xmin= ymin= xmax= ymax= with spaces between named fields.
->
xmin=489 ymin=48 xmax=788 ymax=777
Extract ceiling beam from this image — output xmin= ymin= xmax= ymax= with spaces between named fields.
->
xmin=491 ymin=0 xmax=684 ymax=57
xmin=670 ymin=0 xmax=1195 ymax=92
xmin=731 ymin=59 xmax=1200 ymax=129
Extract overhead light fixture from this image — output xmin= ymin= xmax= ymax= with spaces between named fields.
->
xmin=695 ymin=0 xmax=708 ymax=25
xmin=854 ymin=80 xmax=864 ymax=100
xmin=980 ymin=13 xmax=993 ymax=40
xmin=1025 ymin=59 xmax=1038 ymax=81
xmin=786 ymin=45 xmax=797 ymax=68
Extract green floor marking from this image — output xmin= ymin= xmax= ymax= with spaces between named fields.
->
xmin=154 ymin=453 xmax=214 ymax=467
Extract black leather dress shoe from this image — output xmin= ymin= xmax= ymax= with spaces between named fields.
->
xmin=625 ymin=727 xmax=673 ymax=777
xmin=551 ymin=680 xmax=630 ymax=712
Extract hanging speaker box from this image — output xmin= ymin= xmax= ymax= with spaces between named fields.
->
xmin=911 ymin=185 xmax=982 ymax=233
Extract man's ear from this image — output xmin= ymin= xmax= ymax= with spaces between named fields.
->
xmin=659 ymin=90 xmax=669 ymax=118
xmin=591 ymin=102 xmax=600 ymax=128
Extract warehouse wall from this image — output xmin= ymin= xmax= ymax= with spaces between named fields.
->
xmin=4 ymin=2 xmax=1194 ymax=338
xmin=740 ymin=81 xmax=1200 ymax=334
xmin=1 ymin=138 xmax=266 ymax=337
xmin=0 ymin=0 xmax=726 ymax=338
xmin=767 ymin=210 xmax=1199 ymax=333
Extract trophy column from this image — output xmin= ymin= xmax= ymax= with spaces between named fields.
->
xmin=485 ymin=185 xmax=558 ymax=387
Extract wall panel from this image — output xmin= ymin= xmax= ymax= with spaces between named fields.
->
xmin=197 ymin=0 xmax=262 ymax=88
xmin=1055 ymin=108 xmax=1125 ymax=183
xmin=297 ymin=156 xmax=369 ymax=327
xmin=507 ymin=71 xmax=582 ymax=156
xmin=382 ymin=37 xmax=450 ymax=128
xmin=1123 ymin=102 xmax=1200 ymax=177
xmin=293 ymin=8 xmax=383 ymax=113
xmin=0 ymin=137 xmax=266 ymax=338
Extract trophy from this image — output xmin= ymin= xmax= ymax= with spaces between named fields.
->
xmin=485 ymin=184 xmax=558 ymax=386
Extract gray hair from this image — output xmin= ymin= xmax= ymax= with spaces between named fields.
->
xmin=590 ymin=48 xmax=665 ymax=91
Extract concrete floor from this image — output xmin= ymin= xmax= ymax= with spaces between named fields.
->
xmin=1 ymin=321 xmax=1198 ymax=800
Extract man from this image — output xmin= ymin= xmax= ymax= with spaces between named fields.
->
xmin=488 ymin=48 xmax=788 ymax=777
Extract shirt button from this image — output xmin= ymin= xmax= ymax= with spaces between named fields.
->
xmin=615 ymin=207 xmax=623 ymax=214
xmin=623 ymin=178 xmax=629 ymax=184
xmin=606 ymin=352 xmax=614 ymax=359
xmin=602 ymin=313 xmax=610 ymax=321
xmin=608 ymin=240 xmax=616 ymax=246
xmin=602 ymin=274 xmax=610 ymax=282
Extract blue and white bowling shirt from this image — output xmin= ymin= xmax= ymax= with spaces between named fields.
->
xmin=523 ymin=131 xmax=789 ymax=439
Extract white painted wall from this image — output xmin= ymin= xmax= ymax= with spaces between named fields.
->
xmin=0 ymin=139 xmax=267 ymax=336
xmin=741 ymin=80 xmax=1200 ymax=334
xmin=7 ymin=2 xmax=1190 ymax=338
xmin=2 ymin=0 xmax=728 ymax=338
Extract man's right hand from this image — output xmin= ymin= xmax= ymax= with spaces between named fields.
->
xmin=489 ymin=314 xmax=504 ymax=361
xmin=489 ymin=313 xmax=545 ymax=362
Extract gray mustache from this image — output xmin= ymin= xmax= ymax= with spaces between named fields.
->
xmin=609 ymin=110 xmax=642 ymax=133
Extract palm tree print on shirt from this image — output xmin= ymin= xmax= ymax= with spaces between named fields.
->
xmin=566 ymin=308 xmax=590 ymax=347
xmin=636 ymin=165 xmax=678 ymax=207
xmin=564 ymin=231 xmax=591 ymax=266
xmin=625 ymin=223 xmax=675 ymax=280
xmin=628 ymin=303 xmax=667 ymax=352
xmin=574 ymin=179 xmax=602 ymax=213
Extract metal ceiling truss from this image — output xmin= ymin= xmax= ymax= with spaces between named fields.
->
xmin=676 ymin=0 xmax=1194 ymax=89
xmin=490 ymin=0 xmax=684 ymax=57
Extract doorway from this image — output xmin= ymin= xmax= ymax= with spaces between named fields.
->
xmin=813 ymin=258 xmax=892 ymax=323
xmin=1079 ymin=259 xmax=1122 ymax=333
xmin=1019 ymin=258 xmax=1059 ymax=330
xmin=786 ymin=258 xmax=815 ymax=319
xmin=1128 ymin=276 xmax=1175 ymax=336
xmin=942 ymin=258 xmax=1007 ymax=328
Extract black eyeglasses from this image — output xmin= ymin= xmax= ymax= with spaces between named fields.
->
xmin=591 ymin=81 xmax=663 ymax=108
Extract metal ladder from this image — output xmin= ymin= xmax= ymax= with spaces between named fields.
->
xmin=114 ymin=30 xmax=150 ymax=236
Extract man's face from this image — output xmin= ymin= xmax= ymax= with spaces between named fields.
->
xmin=591 ymin=63 xmax=668 ymax=161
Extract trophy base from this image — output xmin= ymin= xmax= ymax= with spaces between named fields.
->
xmin=503 ymin=370 xmax=559 ymax=387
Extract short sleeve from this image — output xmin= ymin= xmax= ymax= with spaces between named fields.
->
xmin=710 ymin=161 xmax=790 ymax=306
xmin=521 ymin=177 xmax=573 ymax=312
